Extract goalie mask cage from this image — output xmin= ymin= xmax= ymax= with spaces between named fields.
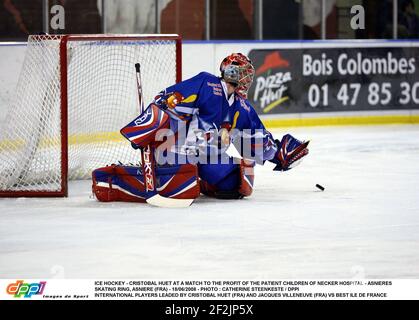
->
xmin=0 ymin=34 xmax=181 ymax=197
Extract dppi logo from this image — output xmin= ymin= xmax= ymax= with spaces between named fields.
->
xmin=252 ymin=51 xmax=292 ymax=113
xmin=6 ymin=280 xmax=46 ymax=298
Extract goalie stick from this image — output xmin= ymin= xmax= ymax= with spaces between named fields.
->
xmin=132 ymin=63 xmax=194 ymax=208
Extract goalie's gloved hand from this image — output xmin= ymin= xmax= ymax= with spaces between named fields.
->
xmin=153 ymin=90 xmax=169 ymax=110
xmin=270 ymin=134 xmax=309 ymax=171
xmin=153 ymin=90 xmax=183 ymax=110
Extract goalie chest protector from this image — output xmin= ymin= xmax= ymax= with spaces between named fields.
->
xmin=92 ymin=163 xmax=200 ymax=202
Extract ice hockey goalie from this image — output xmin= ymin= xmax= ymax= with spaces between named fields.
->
xmin=92 ymin=53 xmax=309 ymax=205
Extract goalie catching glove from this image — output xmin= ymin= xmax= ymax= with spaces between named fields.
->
xmin=270 ymin=134 xmax=309 ymax=171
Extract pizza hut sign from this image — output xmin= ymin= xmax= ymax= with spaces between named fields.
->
xmin=249 ymin=51 xmax=292 ymax=114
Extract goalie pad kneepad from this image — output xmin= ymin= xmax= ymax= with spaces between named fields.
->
xmin=92 ymin=163 xmax=200 ymax=202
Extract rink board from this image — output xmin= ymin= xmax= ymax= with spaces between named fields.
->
xmin=182 ymin=40 xmax=419 ymax=127
xmin=2 ymin=40 xmax=419 ymax=131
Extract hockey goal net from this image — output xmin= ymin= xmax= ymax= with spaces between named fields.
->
xmin=0 ymin=34 xmax=181 ymax=197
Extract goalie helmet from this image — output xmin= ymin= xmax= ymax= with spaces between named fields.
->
xmin=220 ymin=53 xmax=255 ymax=99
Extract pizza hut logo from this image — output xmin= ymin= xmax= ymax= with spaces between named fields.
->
xmin=251 ymin=51 xmax=292 ymax=113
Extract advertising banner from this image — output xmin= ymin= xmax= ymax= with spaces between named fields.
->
xmin=248 ymin=47 xmax=419 ymax=115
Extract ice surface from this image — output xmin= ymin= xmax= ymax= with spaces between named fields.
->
xmin=1 ymin=125 xmax=419 ymax=279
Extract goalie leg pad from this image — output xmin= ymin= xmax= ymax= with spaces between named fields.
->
xmin=156 ymin=164 xmax=200 ymax=200
xmin=92 ymin=163 xmax=200 ymax=202
xmin=92 ymin=165 xmax=147 ymax=202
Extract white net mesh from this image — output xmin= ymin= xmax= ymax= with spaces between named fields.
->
xmin=0 ymin=35 xmax=178 ymax=194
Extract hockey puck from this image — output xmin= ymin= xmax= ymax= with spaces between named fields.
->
xmin=316 ymin=184 xmax=325 ymax=191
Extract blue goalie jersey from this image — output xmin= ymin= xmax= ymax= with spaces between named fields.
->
xmin=154 ymin=72 xmax=230 ymax=133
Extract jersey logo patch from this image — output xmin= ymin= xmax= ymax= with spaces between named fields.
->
xmin=182 ymin=94 xmax=198 ymax=103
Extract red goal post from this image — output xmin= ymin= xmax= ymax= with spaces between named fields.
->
xmin=0 ymin=34 xmax=182 ymax=197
